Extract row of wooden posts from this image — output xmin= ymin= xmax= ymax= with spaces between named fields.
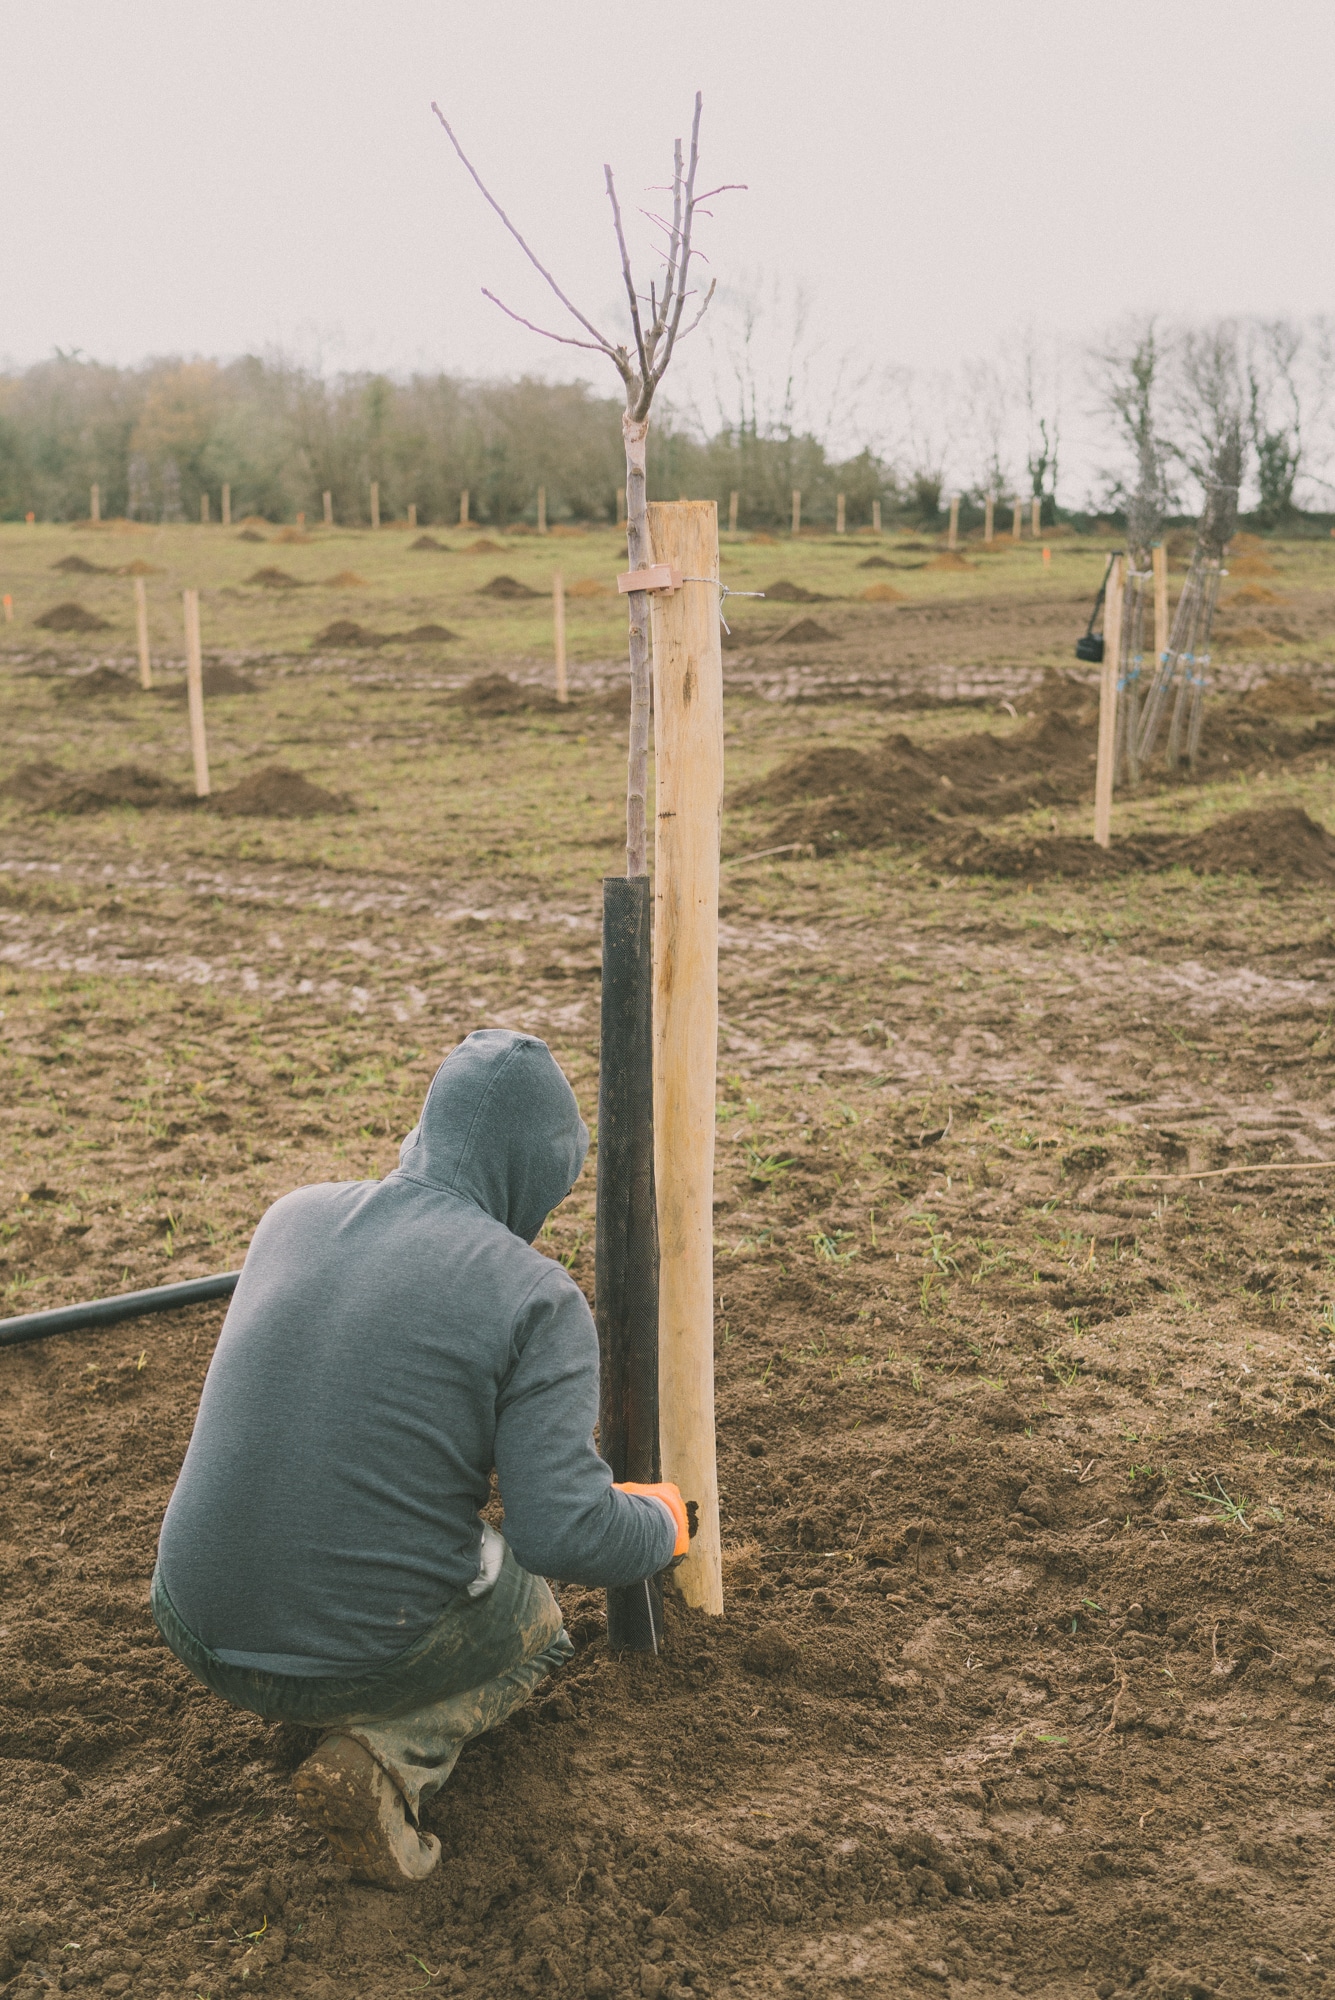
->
xmin=946 ymin=493 xmax=1044 ymax=550
xmin=1093 ymin=547 xmax=1169 ymax=848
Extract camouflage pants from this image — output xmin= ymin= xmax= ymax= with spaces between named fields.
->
xmin=151 ymin=1530 xmax=572 ymax=1817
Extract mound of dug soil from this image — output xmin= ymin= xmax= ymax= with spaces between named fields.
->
xmin=56 ymin=667 xmax=136 ymax=699
xmin=118 ymin=558 xmax=161 ymax=577
xmin=929 ymin=807 xmax=1335 ymax=885
xmin=764 ymin=579 xmax=829 ymax=603
xmin=410 ymin=535 xmax=446 ymax=551
xmin=861 ymin=584 xmax=906 ymax=603
xmin=774 ymin=618 xmax=836 ymax=644
xmin=273 ymin=527 xmax=312 ymax=545
xmin=324 ymin=569 xmax=368 ymax=588
xmin=925 ymin=552 xmax=972 ymax=571
xmin=2 ymin=762 xmax=192 ymax=813
xmin=1242 ymin=675 xmax=1332 ymax=716
xmin=449 ymin=673 xmax=562 ymax=714
xmin=33 ymin=601 xmax=110 ymax=632
xmin=208 ymin=765 xmax=353 ymax=817
xmin=236 ymin=529 xmax=266 ymax=543
xmin=159 ymin=664 xmax=257 ymax=697
xmin=52 ymin=553 xmax=108 ymax=575
xmin=858 ymin=555 xmax=895 ymax=569
xmin=246 ymin=567 xmax=303 ymax=589
xmin=566 ymin=577 xmax=611 ymax=597
xmin=398 ymin=623 xmax=458 ymax=643
xmin=477 ymin=574 xmax=538 ymax=600
xmin=465 ymin=538 xmax=506 ymax=554
xmin=312 ymin=620 xmax=385 ymax=648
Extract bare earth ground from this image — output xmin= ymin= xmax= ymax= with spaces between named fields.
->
xmin=4 ymin=524 xmax=1335 ymax=2000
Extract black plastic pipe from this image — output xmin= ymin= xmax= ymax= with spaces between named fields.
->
xmin=594 ymin=874 xmax=662 ymax=1652
xmin=0 ymin=1270 xmax=241 ymax=1350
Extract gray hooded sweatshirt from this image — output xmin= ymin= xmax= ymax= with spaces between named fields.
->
xmin=156 ymin=1029 xmax=674 ymax=1675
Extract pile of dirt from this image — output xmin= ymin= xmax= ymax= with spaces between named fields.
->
xmin=929 ymin=807 xmax=1335 ymax=885
xmin=464 ymin=538 xmax=506 ymax=555
xmin=448 ymin=673 xmax=562 ymax=714
xmin=273 ymin=527 xmax=311 ymax=545
xmin=774 ymin=618 xmax=836 ymax=645
xmin=246 ymin=567 xmax=303 ymax=589
xmin=2 ymin=762 xmax=192 ymax=813
xmin=208 ymin=764 xmax=353 ymax=817
xmin=860 ymin=584 xmax=906 ymax=603
xmin=1176 ymin=804 xmax=1335 ymax=880
xmin=1241 ymin=675 xmax=1331 ymax=716
xmin=764 ymin=579 xmax=829 ymax=603
xmin=566 ymin=577 xmax=611 ymax=597
xmin=925 ymin=552 xmax=972 ymax=571
xmin=398 ymin=623 xmax=458 ymax=644
xmin=477 ymin=574 xmax=538 ymax=600
xmin=52 ymin=554 xmax=108 ymax=575
xmin=1214 ymin=617 xmax=1304 ymax=650
xmin=1228 ymin=582 xmax=1281 ymax=605
xmin=324 ymin=570 xmax=368 ymax=588
xmin=33 ymin=601 xmax=110 ymax=632
xmin=410 ymin=535 xmax=446 ymax=551
xmin=236 ymin=529 xmax=266 ymax=543
xmin=55 ymin=667 xmax=136 ymax=699
xmin=118 ymin=559 xmax=161 ymax=577
xmin=160 ymin=664 xmax=257 ymax=698
xmin=312 ymin=620 xmax=385 ymax=648
xmin=549 ymin=523 xmax=586 ymax=538
xmin=858 ymin=555 xmax=895 ymax=569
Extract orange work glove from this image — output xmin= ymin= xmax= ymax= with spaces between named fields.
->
xmin=615 ymin=1480 xmax=691 ymax=1558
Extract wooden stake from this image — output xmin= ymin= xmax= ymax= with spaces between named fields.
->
xmin=948 ymin=495 xmax=959 ymax=550
xmin=1031 ymin=496 xmax=1041 ymax=538
xmin=221 ymin=483 xmax=231 ymax=528
xmin=537 ymin=486 xmax=547 ymax=535
xmin=370 ymin=481 xmax=380 ymax=531
xmin=872 ymin=499 xmax=882 ymax=534
xmin=408 ymin=502 xmax=417 ymax=530
xmin=835 ymin=492 xmax=846 ymax=534
xmin=182 ymin=589 xmax=210 ymax=798
xmin=791 ymin=488 xmax=801 ymax=536
xmin=728 ymin=490 xmax=738 ymax=535
xmin=459 ymin=489 xmax=470 ymax=527
xmin=553 ymin=571 xmax=567 ymax=703
xmin=647 ymin=500 xmax=724 ymax=1618
xmin=984 ymin=493 xmax=994 ymax=543
xmin=200 ymin=493 xmax=210 ymax=525
xmin=323 ymin=489 xmax=333 ymax=527
xmin=90 ymin=484 xmax=100 ymax=524
xmin=1093 ymin=555 xmax=1122 ymax=848
xmin=1153 ymin=542 xmax=1169 ymax=662
xmin=134 ymin=577 xmax=152 ymax=689
xmin=1011 ymin=498 xmax=1022 ymax=541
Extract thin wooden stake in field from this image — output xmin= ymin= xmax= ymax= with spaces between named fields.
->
xmin=835 ymin=493 xmax=846 ymax=534
xmin=370 ymin=481 xmax=380 ymax=531
xmin=134 ymin=578 xmax=152 ymax=689
xmin=459 ymin=489 xmax=470 ymax=527
xmin=791 ymin=488 xmax=801 ymax=536
xmin=182 ymin=589 xmax=210 ymax=798
xmin=1094 ymin=555 xmax=1123 ymax=848
xmin=1011 ymin=498 xmax=1023 ymax=541
xmin=200 ymin=493 xmax=210 ymax=525
xmin=728 ymin=490 xmax=738 ymax=534
xmin=983 ymin=493 xmax=994 ymax=543
xmin=323 ymin=490 xmax=333 ymax=527
xmin=90 ymin=484 xmax=100 ymax=524
xmin=947 ymin=495 xmax=959 ymax=550
xmin=1153 ymin=542 xmax=1169 ymax=662
xmin=221 ymin=483 xmax=231 ymax=528
xmin=648 ymin=500 xmax=724 ymax=1617
xmin=553 ymin=571 xmax=567 ymax=703
xmin=408 ymin=503 xmax=417 ymax=530
xmin=537 ymin=486 xmax=547 ymax=535
xmin=872 ymin=499 xmax=882 ymax=534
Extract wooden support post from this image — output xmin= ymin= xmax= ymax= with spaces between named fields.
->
xmin=872 ymin=498 xmax=882 ymax=534
xmin=90 ymin=483 xmax=100 ymax=524
xmin=1031 ymin=496 xmax=1042 ymax=538
xmin=323 ymin=490 xmax=333 ymax=527
xmin=728 ymin=490 xmax=738 ymax=535
xmin=553 ymin=571 xmax=567 ymax=703
xmin=134 ymin=577 xmax=152 ymax=689
xmin=647 ymin=500 xmax=724 ymax=1618
xmin=182 ymin=589 xmax=210 ymax=798
xmin=835 ymin=493 xmax=846 ymax=534
xmin=537 ymin=486 xmax=547 ymax=535
xmin=596 ymin=874 xmax=660 ymax=1652
xmin=459 ymin=489 xmax=470 ymax=527
xmin=370 ymin=481 xmax=380 ymax=531
xmin=1093 ymin=556 xmax=1123 ymax=849
xmin=1011 ymin=498 xmax=1023 ymax=542
xmin=1153 ymin=543 xmax=1169 ymax=662
xmin=617 ymin=487 xmax=627 ymax=527
xmin=791 ymin=489 xmax=801 ymax=535
xmin=221 ymin=483 xmax=231 ymax=528
xmin=948 ymin=495 xmax=959 ymax=550
xmin=984 ymin=494 xmax=994 ymax=543
xmin=408 ymin=502 xmax=417 ymax=530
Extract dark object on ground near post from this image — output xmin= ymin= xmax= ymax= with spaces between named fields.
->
xmin=0 ymin=1271 xmax=241 ymax=1350
xmin=595 ymin=875 xmax=661 ymax=1653
xmin=1075 ymin=554 xmax=1114 ymax=663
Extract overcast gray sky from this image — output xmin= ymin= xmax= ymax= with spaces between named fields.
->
xmin=2 ymin=1 xmax=1331 ymax=493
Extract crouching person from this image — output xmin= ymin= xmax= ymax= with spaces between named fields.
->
xmin=152 ymin=1029 xmax=685 ymax=1888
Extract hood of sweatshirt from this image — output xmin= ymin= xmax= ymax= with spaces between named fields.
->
xmin=395 ymin=1029 xmax=589 ymax=1243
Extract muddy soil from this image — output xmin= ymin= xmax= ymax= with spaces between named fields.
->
xmin=4 ymin=640 xmax=1335 ymax=2000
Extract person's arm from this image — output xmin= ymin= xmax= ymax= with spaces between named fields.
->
xmin=493 ymin=1266 xmax=676 ymax=1585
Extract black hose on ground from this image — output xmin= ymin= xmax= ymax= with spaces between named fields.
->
xmin=0 ymin=1271 xmax=241 ymax=1350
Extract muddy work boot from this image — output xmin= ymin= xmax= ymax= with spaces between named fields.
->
xmin=294 ymin=1734 xmax=440 ymax=1888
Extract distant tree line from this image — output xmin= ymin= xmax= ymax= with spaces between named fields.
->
xmin=1 ymin=315 xmax=1331 ymax=530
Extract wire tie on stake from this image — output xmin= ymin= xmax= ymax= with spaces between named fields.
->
xmin=681 ymin=576 xmax=765 ymax=635
xmin=614 ymin=566 xmax=764 ymax=634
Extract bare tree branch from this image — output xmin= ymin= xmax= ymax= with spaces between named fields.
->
xmin=431 ymin=102 xmax=619 ymax=360
xmin=479 ymin=288 xmax=624 ymax=361
xmin=603 ymin=164 xmax=650 ymax=400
